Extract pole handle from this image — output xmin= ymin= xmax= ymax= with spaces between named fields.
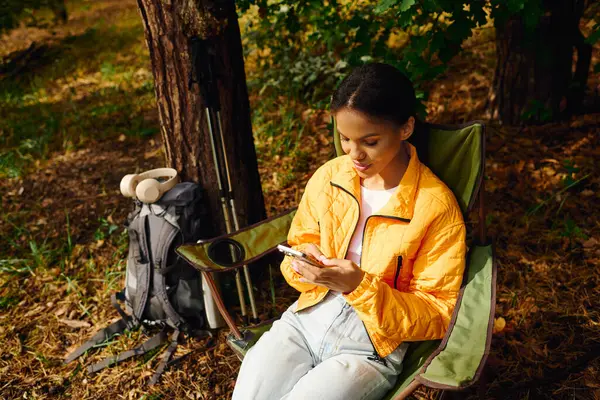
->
xmin=190 ymin=37 xmax=221 ymax=111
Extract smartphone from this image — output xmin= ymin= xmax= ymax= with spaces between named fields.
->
xmin=277 ymin=244 xmax=324 ymax=268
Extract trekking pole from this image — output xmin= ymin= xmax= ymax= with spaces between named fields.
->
xmin=201 ymin=38 xmax=258 ymax=322
xmin=189 ymin=37 xmax=247 ymax=322
xmin=190 ymin=37 xmax=258 ymax=322
xmin=204 ymin=106 xmax=248 ymax=321
xmin=214 ymin=109 xmax=259 ymax=321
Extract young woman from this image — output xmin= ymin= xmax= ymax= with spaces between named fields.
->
xmin=232 ymin=63 xmax=467 ymax=400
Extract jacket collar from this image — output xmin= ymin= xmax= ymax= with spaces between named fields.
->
xmin=329 ymin=143 xmax=421 ymax=221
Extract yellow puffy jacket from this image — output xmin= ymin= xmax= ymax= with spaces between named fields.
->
xmin=281 ymin=143 xmax=467 ymax=358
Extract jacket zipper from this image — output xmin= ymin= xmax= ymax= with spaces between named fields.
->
xmin=360 ymin=215 xmax=388 ymax=366
xmin=394 ymin=256 xmax=403 ymax=289
xmin=330 ymin=182 xmax=392 ymax=366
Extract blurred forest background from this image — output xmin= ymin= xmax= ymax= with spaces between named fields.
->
xmin=0 ymin=0 xmax=599 ymax=399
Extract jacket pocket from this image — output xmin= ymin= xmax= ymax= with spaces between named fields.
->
xmin=394 ymin=256 xmax=403 ymax=289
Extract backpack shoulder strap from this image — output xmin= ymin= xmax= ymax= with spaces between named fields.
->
xmin=87 ymin=328 xmax=168 ymax=373
xmin=147 ymin=214 xmax=186 ymax=329
xmin=149 ymin=329 xmax=181 ymax=385
xmin=147 ymin=213 xmax=180 ymax=273
xmin=112 ymin=291 xmax=138 ymax=328
xmin=128 ymin=215 xmax=152 ymax=320
xmin=63 ymin=318 xmax=129 ymax=364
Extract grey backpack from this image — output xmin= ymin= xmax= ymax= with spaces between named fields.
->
xmin=65 ymin=182 xmax=210 ymax=384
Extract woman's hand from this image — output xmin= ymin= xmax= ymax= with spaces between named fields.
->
xmin=302 ymin=243 xmax=325 ymax=262
xmin=292 ymin=256 xmax=365 ymax=294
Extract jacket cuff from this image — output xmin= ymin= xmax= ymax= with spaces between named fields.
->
xmin=344 ymin=271 xmax=374 ymax=303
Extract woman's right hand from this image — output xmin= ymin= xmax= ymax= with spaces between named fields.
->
xmin=292 ymin=243 xmax=324 ymax=274
xmin=303 ymin=243 xmax=324 ymax=262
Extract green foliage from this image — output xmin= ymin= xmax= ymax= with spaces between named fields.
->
xmin=585 ymin=1 xmax=600 ymax=45
xmin=93 ymin=217 xmax=119 ymax=241
xmin=587 ymin=25 xmax=600 ymax=44
xmin=252 ymin=100 xmax=307 ymax=158
xmin=521 ymin=99 xmax=553 ymax=122
xmin=559 ymin=218 xmax=587 ymax=240
xmin=28 ymin=238 xmax=52 ymax=270
xmin=527 ymin=169 xmax=590 ymax=216
xmin=561 ymin=160 xmax=580 ymax=187
xmin=0 ymin=295 xmax=18 ymax=310
xmin=375 ymin=0 xmax=416 ymax=14
xmin=238 ymin=0 xmax=556 ymax=111
xmin=0 ymin=20 xmax=154 ymax=178
xmin=139 ymin=394 xmax=164 ymax=400
xmin=0 ymin=0 xmax=67 ymax=34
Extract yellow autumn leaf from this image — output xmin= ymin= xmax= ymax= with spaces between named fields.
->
xmin=493 ymin=317 xmax=506 ymax=333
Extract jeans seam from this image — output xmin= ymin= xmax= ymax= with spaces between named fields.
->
xmin=317 ymin=303 xmax=346 ymax=361
xmin=282 ymin=311 xmax=318 ymax=365
xmin=359 ymin=374 xmax=395 ymax=400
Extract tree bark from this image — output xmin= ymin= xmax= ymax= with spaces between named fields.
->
xmin=489 ymin=0 xmax=592 ymax=124
xmin=136 ymin=0 xmax=266 ymax=236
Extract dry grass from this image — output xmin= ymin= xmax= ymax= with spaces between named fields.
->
xmin=1 ymin=1 xmax=600 ymax=399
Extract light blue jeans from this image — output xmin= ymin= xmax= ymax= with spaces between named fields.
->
xmin=232 ymin=292 xmax=409 ymax=400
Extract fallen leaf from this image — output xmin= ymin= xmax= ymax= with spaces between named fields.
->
xmin=41 ymin=198 xmax=53 ymax=207
xmin=59 ymin=319 xmax=91 ymax=329
xmin=493 ymin=317 xmax=506 ymax=334
xmin=581 ymin=189 xmax=594 ymax=197
xmin=54 ymin=306 xmax=68 ymax=317
xmin=140 ymin=371 xmax=153 ymax=378
xmin=317 ymin=133 xmax=329 ymax=146
xmin=24 ymin=306 xmax=44 ymax=318
xmin=570 ymin=119 xmax=585 ymax=128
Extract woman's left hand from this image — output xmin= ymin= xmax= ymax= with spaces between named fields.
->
xmin=292 ymin=256 xmax=365 ymax=294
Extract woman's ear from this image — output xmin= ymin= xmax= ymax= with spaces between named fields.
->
xmin=400 ymin=116 xmax=415 ymax=141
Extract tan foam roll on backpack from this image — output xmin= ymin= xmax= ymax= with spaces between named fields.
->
xmin=120 ymin=168 xmax=180 ymax=204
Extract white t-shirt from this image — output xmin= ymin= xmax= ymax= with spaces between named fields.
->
xmin=346 ymin=185 xmax=398 ymax=266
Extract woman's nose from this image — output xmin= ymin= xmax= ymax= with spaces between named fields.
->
xmin=349 ymin=145 xmax=365 ymax=161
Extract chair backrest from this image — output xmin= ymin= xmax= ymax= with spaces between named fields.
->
xmin=332 ymin=121 xmax=485 ymax=215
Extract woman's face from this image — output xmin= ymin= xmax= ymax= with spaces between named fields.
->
xmin=334 ymin=108 xmax=413 ymax=179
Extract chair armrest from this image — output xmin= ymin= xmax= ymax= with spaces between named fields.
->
xmin=416 ymin=244 xmax=497 ymax=390
xmin=176 ymin=209 xmax=297 ymax=273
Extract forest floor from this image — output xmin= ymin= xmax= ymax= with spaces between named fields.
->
xmin=1 ymin=1 xmax=599 ymax=399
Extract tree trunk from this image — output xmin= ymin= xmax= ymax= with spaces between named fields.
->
xmin=490 ymin=0 xmax=591 ymax=124
xmin=136 ymin=0 xmax=266 ymax=235
xmin=136 ymin=0 xmax=267 ymax=327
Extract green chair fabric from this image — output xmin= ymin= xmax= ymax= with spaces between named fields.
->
xmin=177 ymin=122 xmax=495 ymax=398
xmin=416 ymin=245 xmax=495 ymax=389
xmin=178 ymin=210 xmax=297 ymax=273
xmin=411 ymin=123 xmax=484 ymax=214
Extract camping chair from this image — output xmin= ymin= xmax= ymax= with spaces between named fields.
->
xmin=177 ymin=121 xmax=497 ymax=399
